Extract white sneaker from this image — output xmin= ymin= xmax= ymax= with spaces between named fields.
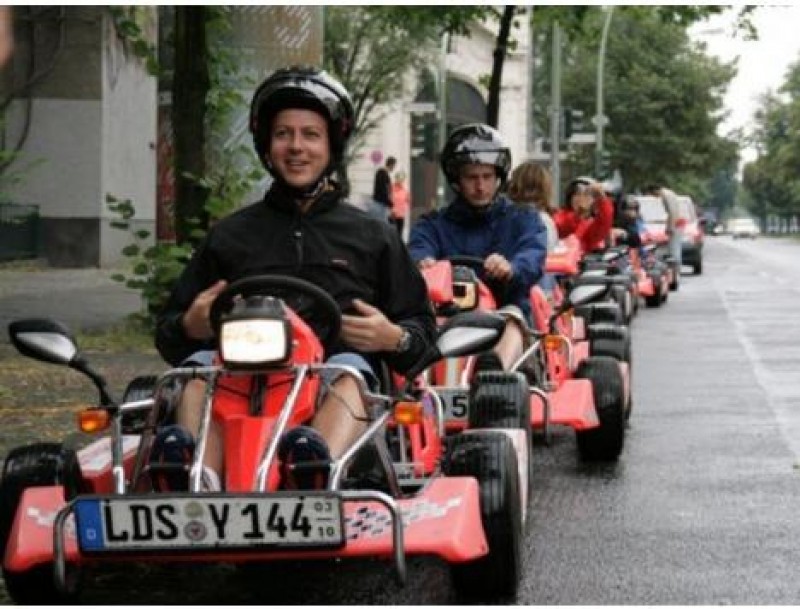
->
xmin=200 ymin=466 xmax=222 ymax=492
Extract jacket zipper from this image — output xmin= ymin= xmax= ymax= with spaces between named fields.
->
xmin=293 ymin=227 xmax=303 ymax=272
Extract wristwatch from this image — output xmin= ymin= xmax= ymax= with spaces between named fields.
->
xmin=394 ymin=329 xmax=412 ymax=354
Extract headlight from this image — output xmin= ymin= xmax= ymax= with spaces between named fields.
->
xmin=219 ymin=295 xmax=292 ymax=369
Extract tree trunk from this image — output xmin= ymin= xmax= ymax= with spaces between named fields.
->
xmin=486 ymin=6 xmax=516 ymax=128
xmin=172 ymin=7 xmax=209 ymax=245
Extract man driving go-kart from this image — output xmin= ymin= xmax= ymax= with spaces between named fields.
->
xmin=407 ymin=123 xmax=549 ymax=373
xmin=155 ymin=65 xmax=437 ymax=490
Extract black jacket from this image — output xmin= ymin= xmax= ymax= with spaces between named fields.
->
xmin=155 ymin=184 xmax=436 ymax=374
xmin=372 ymin=167 xmax=391 ymax=207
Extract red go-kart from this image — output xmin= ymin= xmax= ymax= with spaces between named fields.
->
xmin=1 ymin=275 xmax=529 ymax=603
xmin=422 ymin=257 xmax=629 ymax=463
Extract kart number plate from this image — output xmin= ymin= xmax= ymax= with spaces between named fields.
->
xmin=74 ymin=494 xmax=344 ymax=552
xmin=436 ymin=387 xmax=470 ymax=421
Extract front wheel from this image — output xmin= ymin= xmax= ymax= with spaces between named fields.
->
xmin=574 ymin=357 xmax=626 ymax=462
xmin=468 ymin=371 xmax=533 ymax=494
xmin=0 ymin=443 xmax=82 ymax=604
xmin=444 ymin=432 xmax=522 ymax=602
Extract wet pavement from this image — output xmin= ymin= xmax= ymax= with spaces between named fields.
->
xmin=0 ymin=265 xmax=144 ymax=342
xmin=2 ymin=239 xmax=800 ymax=603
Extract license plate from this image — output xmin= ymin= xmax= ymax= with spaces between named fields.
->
xmin=435 ymin=387 xmax=470 ymax=421
xmin=73 ymin=493 xmax=344 ymax=552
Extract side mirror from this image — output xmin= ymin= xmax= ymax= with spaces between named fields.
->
xmin=8 ymin=318 xmax=79 ymax=366
xmin=402 ymin=311 xmax=506 ymax=381
xmin=566 ymin=284 xmax=609 ymax=309
xmin=436 ymin=311 xmax=505 ymax=359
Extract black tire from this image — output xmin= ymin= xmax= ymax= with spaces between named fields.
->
xmin=0 ymin=443 xmax=82 ymax=604
xmin=644 ymin=291 xmax=662 ymax=308
xmin=694 ymin=258 xmax=703 ymax=275
xmin=574 ymin=357 xmax=626 ymax=462
xmin=443 ymin=432 xmax=522 ymax=602
xmin=469 ymin=372 xmax=533 ymax=495
xmin=575 ymin=302 xmax=623 ymax=326
xmin=591 ymin=335 xmax=631 ymax=365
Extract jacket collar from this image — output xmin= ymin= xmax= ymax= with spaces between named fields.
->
xmin=263 ymin=182 xmax=342 ymax=217
xmin=443 ymin=195 xmax=507 ymax=226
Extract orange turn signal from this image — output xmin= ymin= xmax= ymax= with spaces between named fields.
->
xmin=393 ymin=401 xmax=424 ymax=426
xmin=78 ymin=408 xmax=111 ymax=434
xmin=543 ymin=334 xmax=563 ymax=352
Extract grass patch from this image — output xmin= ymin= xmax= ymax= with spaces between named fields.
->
xmin=75 ymin=315 xmax=155 ymax=354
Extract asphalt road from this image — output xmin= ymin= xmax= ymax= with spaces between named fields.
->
xmin=0 ymin=266 xmax=143 ymax=342
xmin=3 ymin=236 xmax=800 ymax=604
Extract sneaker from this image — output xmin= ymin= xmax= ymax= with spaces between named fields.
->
xmin=473 ymin=351 xmax=504 ymax=376
xmin=150 ymin=424 xmax=194 ymax=491
xmin=277 ymin=426 xmax=332 ymax=490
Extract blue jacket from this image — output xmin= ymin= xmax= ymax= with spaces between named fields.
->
xmin=408 ymin=195 xmax=548 ymax=319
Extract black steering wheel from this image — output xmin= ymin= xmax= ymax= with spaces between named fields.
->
xmin=209 ymin=275 xmax=341 ymax=349
xmin=445 ymin=254 xmax=512 ymax=306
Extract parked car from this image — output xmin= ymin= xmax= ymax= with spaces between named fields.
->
xmin=730 ymin=218 xmax=760 ymax=239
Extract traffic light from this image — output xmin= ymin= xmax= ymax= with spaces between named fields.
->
xmin=411 ymin=117 xmax=437 ymax=160
xmin=595 ymin=149 xmax=612 ymax=178
xmin=562 ymin=107 xmax=585 ymax=140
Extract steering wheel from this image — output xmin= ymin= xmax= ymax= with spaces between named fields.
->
xmin=209 ymin=275 xmax=341 ymax=349
xmin=445 ymin=254 xmax=512 ymax=305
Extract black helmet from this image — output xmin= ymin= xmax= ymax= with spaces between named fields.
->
xmin=440 ymin=123 xmax=512 ymax=192
xmin=249 ymin=66 xmax=355 ymax=183
xmin=622 ymin=195 xmax=640 ymax=211
xmin=563 ymin=175 xmax=595 ymax=206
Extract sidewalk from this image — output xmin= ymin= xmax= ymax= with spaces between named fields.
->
xmin=0 ymin=266 xmax=143 ymax=342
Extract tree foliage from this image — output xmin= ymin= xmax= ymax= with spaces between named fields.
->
xmin=742 ymin=72 xmax=800 ymax=222
xmin=533 ymin=6 xmax=739 ymax=200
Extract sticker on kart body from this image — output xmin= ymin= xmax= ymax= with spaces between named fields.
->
xmin=434 ymin=388 xmax=469 ymax=421
xmin=73 ymin=493 xmax=344 ymax=552
xmin=345 ymin=496 xmax=463 ymax=540
xmin=78 ymin=436 xmax=141 ymax=473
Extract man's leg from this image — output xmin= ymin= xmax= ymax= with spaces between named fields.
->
xmin=175 ymin=378 xmax=224 ymax=476
xmin=310 ymin=374 xmax=368 ymax=459
xmin=494 ymin=319 xmax=525 ymax=370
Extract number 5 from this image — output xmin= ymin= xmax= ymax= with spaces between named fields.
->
xmin=451 ymin=394 xmax=468 ymax=418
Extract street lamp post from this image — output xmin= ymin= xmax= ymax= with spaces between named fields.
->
xmin=594 ymin=6 xmax=613 ymax=176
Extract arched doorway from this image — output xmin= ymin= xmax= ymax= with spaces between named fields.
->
xmin=409 ymin=73 xmax=486 ymax=222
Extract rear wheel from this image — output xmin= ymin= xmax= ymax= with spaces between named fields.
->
xmin=574 ymin=357 xmax=626 ymax=462
xmin=0 ymin=443 xmax=82 ymax=604
xmin=469 ymin=372 xmax=533 ymax=494
xmin=694 ymin=258 xmax=703 ymax=275
xmin=444 ymin=432 xmax=522 ymax=602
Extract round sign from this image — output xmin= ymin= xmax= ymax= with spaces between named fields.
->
xmin=370 ymin=150 xmax=383 ymax=165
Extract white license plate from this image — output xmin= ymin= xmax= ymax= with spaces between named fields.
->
xmin=74 ymin=493 xmax=344 ymax=552
xmin=435 ymin=387 xmax=470 ymax=421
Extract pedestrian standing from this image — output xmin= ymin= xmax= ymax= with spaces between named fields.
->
xmin=370 ymin=156 xmax=396 ymax=222
xmin=645 ymin=183 xmax=682 ymax=270
xmin=390 ymin=170 xmax=411 ymax=239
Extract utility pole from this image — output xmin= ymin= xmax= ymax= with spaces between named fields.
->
xmin=549 ymin=21 xmax=562 ymax=207
xmin=594 ymin=6 xmax=613 ymax=176
xmin=436 ymin=32 xmax=450 ymax=208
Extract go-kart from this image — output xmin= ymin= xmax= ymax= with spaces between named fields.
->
xmin=421 ymin=257 xmax=630 ymax=463
xmin=0 ymin=275 xmax=530 ymax=603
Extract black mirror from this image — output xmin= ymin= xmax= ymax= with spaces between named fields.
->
xmin=436 ymin=311 xmax=506 ymax=359
xmin=566 ymin=284 xmax=608 ymax=308
xmin=8 ymin=318 xmax=79 ymax=366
